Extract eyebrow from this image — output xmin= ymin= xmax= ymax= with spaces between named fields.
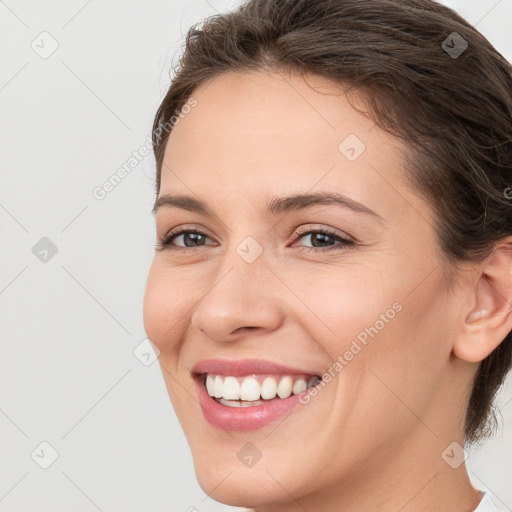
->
xmin=152 ymin=191 xmax=383 ymax=221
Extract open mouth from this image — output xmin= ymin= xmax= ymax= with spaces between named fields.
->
xmin=191 ymin=359 xmax=325 ymax=430
xmin=201 ymin=373 xmax=322 ymax=408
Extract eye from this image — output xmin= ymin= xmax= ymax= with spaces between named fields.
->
xmin=291 ymin=227 xmax=354 ymax=252
xmin=155 ymin=226 xmax=355 ymax=253
xmin=156 ymin=227 xmax=216 ymax=252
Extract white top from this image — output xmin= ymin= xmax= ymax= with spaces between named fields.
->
xmin=474 ymin=491 xmax=502 ymax=511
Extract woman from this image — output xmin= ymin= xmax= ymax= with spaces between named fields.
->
xmin=143 ymin=0 xmax=512 ymax=510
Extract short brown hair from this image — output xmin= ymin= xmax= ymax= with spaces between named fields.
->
xmin=152 ymin=0 xmax=512 ymax=445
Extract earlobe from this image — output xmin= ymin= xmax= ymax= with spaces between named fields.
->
xmin=453 ymin=238 xmax=512 ymax=363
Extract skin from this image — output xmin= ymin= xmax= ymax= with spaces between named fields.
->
xmin=143 ymin=69 xmax=512 ymax=511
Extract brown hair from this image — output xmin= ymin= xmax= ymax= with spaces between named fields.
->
xmin=152 ymin=0 xmax=512 ymax=445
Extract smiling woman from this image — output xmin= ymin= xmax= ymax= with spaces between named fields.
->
xmin=142 ymin=0 xmax=512 ymax=511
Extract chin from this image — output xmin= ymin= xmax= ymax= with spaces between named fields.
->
xmin=193 ymin=460 xmax=294 ymax=508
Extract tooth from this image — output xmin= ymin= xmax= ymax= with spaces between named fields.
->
xmin=219 ymin=398 xmax=242 ymax=408
xmin=209 ymin=374 xmax=318 ymax=402
xmin=223 ymin=376 xmax=240 ymax=400
xmin=240 ymin=399 xmax=264 ymax=407
xmin=214 ymin=375 xmax=224 ymax=398
xmin=219 ymin=398 xmax=265 ymax=408
xmin=277 ymin=376 xmax=293 ymax=398
xmin=307 ymin=376 xmax=320 ymax=389
xmin=292 ymin=378 xmax=307 ymax=395
xmin=240 ymin=377 xmax=261 ymax=401
xmin=206 ymin=375 xmax=215 ymax=396
xmin=261 ymin=377 xmax=277 ymax=399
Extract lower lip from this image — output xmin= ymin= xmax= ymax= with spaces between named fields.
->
xmin=195 ymin=377 xmax=307 ymax=431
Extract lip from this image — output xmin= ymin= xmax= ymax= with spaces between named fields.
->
xmin=192 ymin=359 xmax=320 ymax=431
xmin=191 ymin=358 xmax=319 ymax=377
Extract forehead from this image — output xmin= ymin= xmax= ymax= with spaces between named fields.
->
xmin=160 ymin=70 xmax=425 ymax=223
xmin=165 ymin=70 xmax=384 ymax=170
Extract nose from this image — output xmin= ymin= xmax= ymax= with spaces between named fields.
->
xmin=190 ymin=250 xmax=284 ymax=342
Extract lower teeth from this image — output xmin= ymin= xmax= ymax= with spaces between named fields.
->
xmin=217 ymin=398 xmax=267 ymax=408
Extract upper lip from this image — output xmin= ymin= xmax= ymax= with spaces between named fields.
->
xmin=191 ymin=358 xmax=320 ymax=377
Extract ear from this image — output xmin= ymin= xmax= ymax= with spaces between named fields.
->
xmin=453 ymin=238 xmax=512 ymax=363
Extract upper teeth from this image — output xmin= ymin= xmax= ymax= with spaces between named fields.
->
xmin=204 ymin=374 xmax=320 ymax=401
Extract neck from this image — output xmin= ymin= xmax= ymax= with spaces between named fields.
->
xmin=254 ymin=427 xmax=482 ymax=512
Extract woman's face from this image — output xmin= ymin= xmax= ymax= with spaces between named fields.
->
xmin=143 ymin=70 xmax=469 ymax=507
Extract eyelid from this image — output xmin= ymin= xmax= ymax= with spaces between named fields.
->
xmin=289 ymin=225 xmax=355 ymax=251
xmin=156 ymin=223 xmax=355 ymax=253
xmin=156 ymin=224 xmax=217 ymax=251
xmin=292 ymin=224 xmax=353 ymax=241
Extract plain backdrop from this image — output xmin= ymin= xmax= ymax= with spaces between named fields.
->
xmin=1 ymin=1 xmax=511 ymax=511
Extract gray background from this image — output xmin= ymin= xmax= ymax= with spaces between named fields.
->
xmin=1 ymin=1 xmax=511 ymax=510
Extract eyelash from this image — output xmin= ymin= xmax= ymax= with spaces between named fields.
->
xmin=155 ymin=226 xmax=355 ymax=254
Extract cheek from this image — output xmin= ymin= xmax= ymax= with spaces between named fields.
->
xmin=142 ymin=261 xmax=192 ymax=355
xmin=306 ymin=262 xmax=447 ymax=397
xmin=343 ymin=273 xmax=452 ymax=430
xmin=296 ymin=266 xmax=402 ymax=356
